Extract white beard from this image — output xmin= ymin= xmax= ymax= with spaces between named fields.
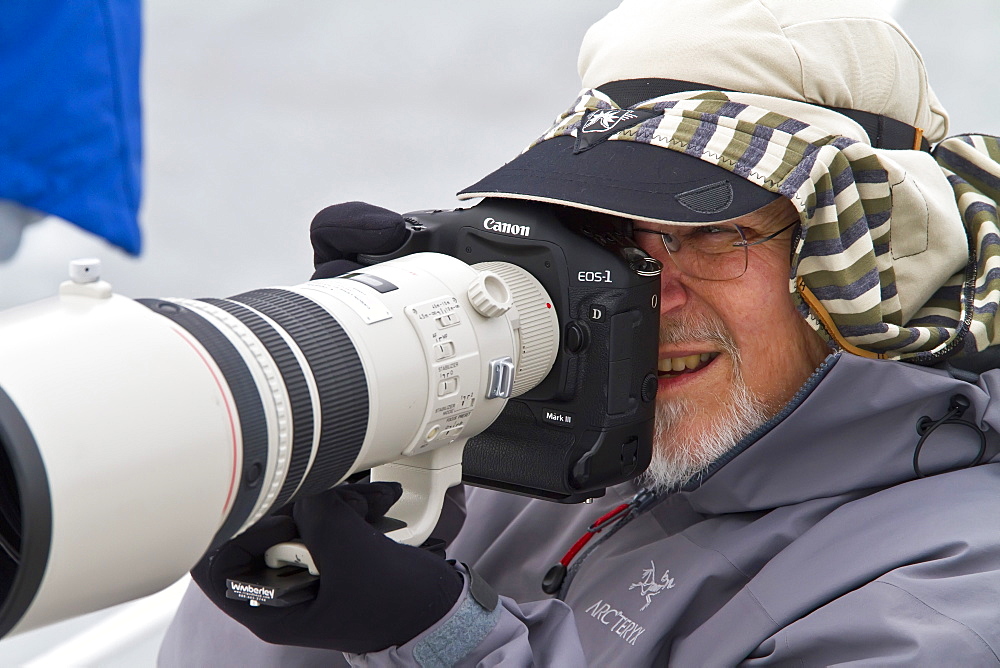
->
xmin=639 ymin=312 xmax=771 ymax=492
xmin=639 ymin=375 xmax=769 ymax=492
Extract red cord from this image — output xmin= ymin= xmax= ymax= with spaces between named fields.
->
xmin=558 ymin=503 xmax=630 ymax=567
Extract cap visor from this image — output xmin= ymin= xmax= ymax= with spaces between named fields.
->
xmin=458 ymin=135 xmax=779 ymax=224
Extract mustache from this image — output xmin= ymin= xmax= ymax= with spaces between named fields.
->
xmin=659 ymin=311 xmax=739 ymax=359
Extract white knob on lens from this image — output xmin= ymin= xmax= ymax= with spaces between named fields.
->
xmin=468 ymin=271 xmax=512 ymax=318
xmin=69 ymin=259 xmax=102 ymax=284
xmin=473 ymin=261 xmax=559 ymax=397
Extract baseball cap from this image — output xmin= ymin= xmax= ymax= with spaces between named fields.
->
xmin=458 ymin=0 xmax=948 ymax=226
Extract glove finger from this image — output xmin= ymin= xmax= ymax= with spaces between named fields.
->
xmin=338 ymin=481 xmax=403 ymax=522
xmin=311 ymin=259 xmax=364 ymax=280
xmin=291 ymin=486 xmax=365 ymax=534
xmin=291 ymin=489 xmax=391 ymax=564
xmin=295 ymin=495 xmax=391 ymax=576
xmin=329 ymin=486 xmax=372 ymax=519
xmin=310 ymin=202 xmax=407 ymax=264
xmin=292 ymin=482 xmax=402 ymax=526
xmin=289 ymin=483 xmax=409 ymax=577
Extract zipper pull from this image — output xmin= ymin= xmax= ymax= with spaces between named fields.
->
xmin=541 ymin=489 xmax=655 ymax=595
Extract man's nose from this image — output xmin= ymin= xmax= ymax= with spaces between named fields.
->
xmin=658 ymin=255 xmax=688 ymax=314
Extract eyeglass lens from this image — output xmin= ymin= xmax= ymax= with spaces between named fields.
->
xmin=633 ymin=223 xmax=748 ymax=281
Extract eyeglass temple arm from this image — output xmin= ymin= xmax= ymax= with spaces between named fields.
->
xmin=737 ymin=219 xmax=799 ymax=248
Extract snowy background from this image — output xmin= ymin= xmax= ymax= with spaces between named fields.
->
xmin=0 ymin=0 xmax=996 ymax=664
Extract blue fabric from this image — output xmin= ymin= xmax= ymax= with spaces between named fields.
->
xmin=0 ymin=0 xmax=142 ymax=255
xmin=412 ymin=588 xmax=501 ymax=667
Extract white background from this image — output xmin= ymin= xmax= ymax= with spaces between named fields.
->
xmin=0 ymin=0 xmax=996 ymax=664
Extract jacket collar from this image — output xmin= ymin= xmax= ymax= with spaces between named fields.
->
xmin=673 ymin=353 xmax=1000 ymax=515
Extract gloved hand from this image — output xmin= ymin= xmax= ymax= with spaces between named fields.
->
xmin=310 ymin=202 xmax=408 ymax=279
xmin=191 ymin=482 xmax=464 ymax=654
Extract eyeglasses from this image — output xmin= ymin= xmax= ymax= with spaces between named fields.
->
xmin=631 ymin=219 xmax=797 ymax=281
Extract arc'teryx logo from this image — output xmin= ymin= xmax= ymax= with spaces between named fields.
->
xmin=629 ymin=560 xmax=675 ymax=611
xmin=483 ymin=217 xmax=530 ymax=237
xmin=582 ymin=109 xmax=639 ymax=133
xmin=585 ymin=599 xmax=646 ymax=645
xmin=574 ymin=107 xmax=660 ymax=154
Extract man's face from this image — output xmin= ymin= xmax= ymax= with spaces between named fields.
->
xmin=630 ymin=197 xmax=830 ymax=487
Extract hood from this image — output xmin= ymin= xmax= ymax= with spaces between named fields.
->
xmin=577 ymin=0 xmax=949 ymax=142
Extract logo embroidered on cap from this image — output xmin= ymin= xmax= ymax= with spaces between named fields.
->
xmin=629 ymin=560 xmax=675 ymax=611
xmin=574 ymin=108 xmax=661 ymax=154
xmin=582 ymin=109 xmax=639 ymax=133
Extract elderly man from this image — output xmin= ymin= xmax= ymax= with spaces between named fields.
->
xmin=162 ymin=0 xmax=1000 ymax=664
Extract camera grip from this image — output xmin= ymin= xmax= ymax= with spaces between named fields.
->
xmin=463 ymin=401 xmax=578 ymax=496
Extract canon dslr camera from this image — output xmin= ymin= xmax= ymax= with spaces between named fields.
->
xmin=366 ymin=198 xmax=661 ymax=502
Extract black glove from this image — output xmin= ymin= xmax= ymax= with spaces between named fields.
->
xmin=191 ymin=482 xmax=464 ymax=654
xmin=310 ymin=202 xmax=408 ymax=279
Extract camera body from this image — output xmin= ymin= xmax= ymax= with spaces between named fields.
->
xmin=365 ymin=199 xmax=661 ymax=502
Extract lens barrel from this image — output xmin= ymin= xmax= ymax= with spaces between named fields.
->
xmin=0 ymin=252 xmax=557 ymax=636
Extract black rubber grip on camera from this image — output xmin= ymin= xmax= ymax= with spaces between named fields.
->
xmin=229 ymin=289 xmax=369 ymax=496
xmin=199 ymin=298 xmax=315 ymax=510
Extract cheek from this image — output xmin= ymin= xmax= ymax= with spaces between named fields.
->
xmin=724 ymin=261 xmax=794 ymax=339
xmin=723 ymin=261 xmax=826 ymax=404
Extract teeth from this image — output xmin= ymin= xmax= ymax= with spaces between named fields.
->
xmin=658 ymin=352 xmax=717 ymax=374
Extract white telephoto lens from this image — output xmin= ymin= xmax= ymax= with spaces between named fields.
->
xmin=0 ymin=252 xmax=557 ymax=636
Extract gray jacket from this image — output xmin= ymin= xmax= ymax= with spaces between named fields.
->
xmin=160 ymin=353 xmax=1000 ymax=666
